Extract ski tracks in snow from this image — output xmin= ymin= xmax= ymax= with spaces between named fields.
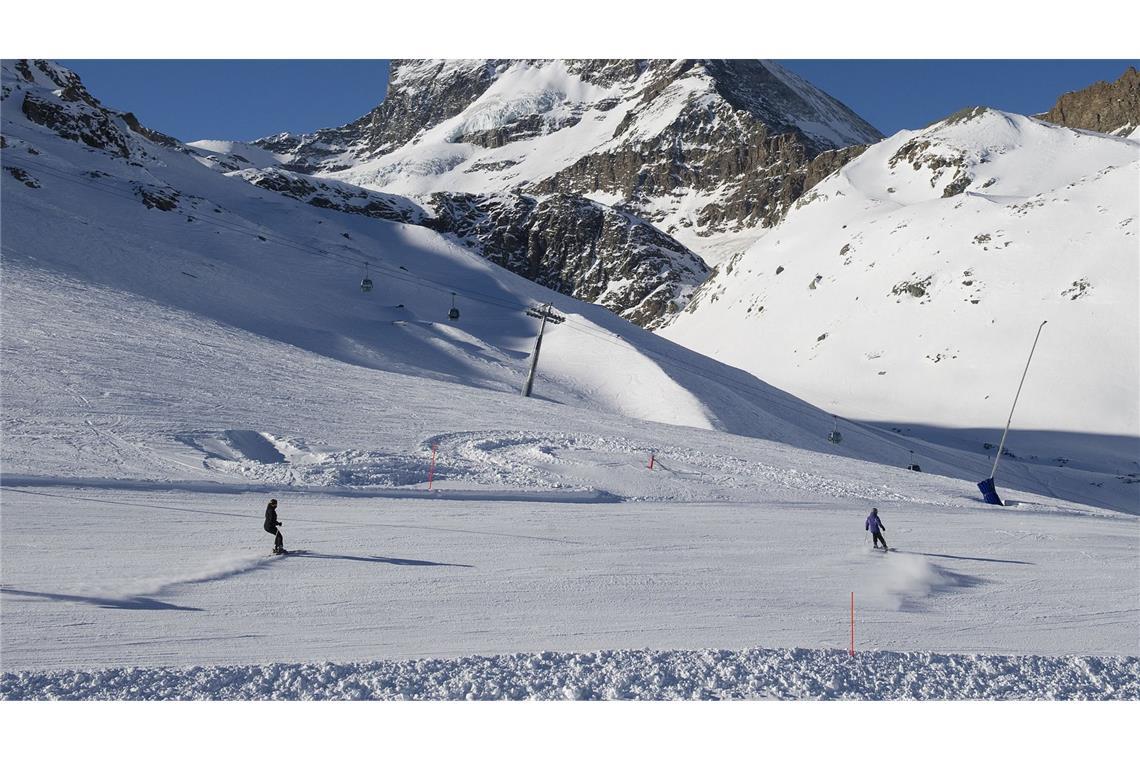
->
xmin=423 ymin=429 xmax=913 ymax=503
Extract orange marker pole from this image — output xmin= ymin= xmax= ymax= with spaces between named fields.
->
xmin=428 ymin=443 xmax=437 ymax=490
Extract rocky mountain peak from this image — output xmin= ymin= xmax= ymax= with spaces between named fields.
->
xmin=252 ymin=59 xmax=881 ymax=173
xmin=1039 ymin=66 xmax=1140 ymax=136
xmin=3 ymin=59 xmax=180 ymax=160
xmin=228 ymin=60 xmax=887 ymax=324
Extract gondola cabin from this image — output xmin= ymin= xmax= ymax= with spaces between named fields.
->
xmin=827 ymin=416 xmax=842 ymax=444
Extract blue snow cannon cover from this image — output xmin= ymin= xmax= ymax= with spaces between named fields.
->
xmin=977 ymin=477 xmax=1003 ymax=505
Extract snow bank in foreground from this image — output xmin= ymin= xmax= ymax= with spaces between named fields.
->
xmin=4 ymin=647 xmax=1135 ymax=700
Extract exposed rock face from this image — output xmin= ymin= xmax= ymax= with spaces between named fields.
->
xmin=1039 ymin=66 xmax=1140 ymax=136
xmin=7 ymin=58 xmax=871 ymax=330
xmin=254 ymin=60 xmax=505 ymax=171
xmin=532 ymin=117 xmax=810 ymax=234
xmin=804 ymin=145 xmax=870 ymax=192
xmin=6 ymin=59 xmax=179 ymax=161
xmin=883 ymin=107 xmax=995 ymax=198
xmin=3 ymin=60 xmax=200 ymax=215
xmin=253 ymin=60 xmax=883 ymax=244
xmin=237 ymin=168 xmax=423 ymax=223
xmin=238 ymin=60 xmax=882 ymax=324
xmin=424 ymin=192 xmax=709 ymax=328
xmin=532 ymin=61 xmax=881 ymax=236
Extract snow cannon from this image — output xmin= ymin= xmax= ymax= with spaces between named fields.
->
xmin=977 ymin=320 xmax=1047 ymax=509
xmin=977 ymin=478 xmax=1004 ymax=506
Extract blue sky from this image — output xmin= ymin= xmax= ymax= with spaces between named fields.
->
xmin=779 ymin=60 xmax=1137 ymax=135
xmin=60 ymin=59 xmax=1136 ymax=142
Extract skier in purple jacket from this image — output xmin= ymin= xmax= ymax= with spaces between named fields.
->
xmin=865 ymin=508 xmax=888 ymax=550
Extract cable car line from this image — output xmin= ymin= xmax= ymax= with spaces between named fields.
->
xmin=4 ymin=153 xmax=930 ymax=461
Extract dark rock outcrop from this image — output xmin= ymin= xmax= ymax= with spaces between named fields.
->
xmin=254 ymin=60 xmax=883 ymax=241
xmin=1039 ymin=66 xmax=1140 ymax=136
xmin=236 ymin=60 xmax=886 ymax=326
xmin=238 ymin=168 xmax=423 ymax=223
xmin=424 ymin=192 xmax=709 ymax=328
xmin=7 ymin=60 xmax=180 ymax=161
xmin=254 ymin=60 xmax=506 ymax=170
xmin=4 ymin=60 xmax=202 ymax=214
xmin=526 ymin=60 xmax=882 ymax=237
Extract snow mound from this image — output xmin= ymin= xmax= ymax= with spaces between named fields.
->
xmin=3 ymin=647 xmax=1135 ymax=700
xmin=176 ymin=431 xmax=434 ymax=487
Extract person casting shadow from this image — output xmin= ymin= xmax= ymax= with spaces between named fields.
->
xmin=264 ymin=498 xmax=284 ymax=555
xmin=866 ymin=507 xmax=888 ymax=551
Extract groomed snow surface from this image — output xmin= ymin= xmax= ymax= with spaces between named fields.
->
xmin=4 ymin=648 xmax=1136 ymax=700
xmin=3 ymin=487 xmax=1137 ymax=700
xmin=3 ymin=61 xmax=1138 ymax=703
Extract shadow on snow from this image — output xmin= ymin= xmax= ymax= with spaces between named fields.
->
xmin=0 ymin=587 xmax=203 ymax=611
xmin=893 ymin=550 xmax=1034 ymax=566
xmin=283 ymin=551 xmax=473 ymax=568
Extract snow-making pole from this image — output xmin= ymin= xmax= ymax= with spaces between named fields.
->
xmin=989 ymin=320 xmax=1048 ymax=481
xmin=522 ymin=304 xmax=564 ymax=398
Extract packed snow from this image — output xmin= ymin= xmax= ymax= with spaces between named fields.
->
xmin=3 ymin=483 xmax=1137 ymax=679
xmin=2 ymin=60 xmax=1138 ymax=700
xmin=4 ymin=648 xmax=1136 ymax=700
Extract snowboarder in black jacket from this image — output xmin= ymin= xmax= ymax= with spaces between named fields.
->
xmin=865 ymin=507 xmax=887 ymax=550
xmin=264 ymin=498 xmax=284 ymax=554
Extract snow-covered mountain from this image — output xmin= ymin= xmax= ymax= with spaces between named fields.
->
xmin=0 ymin=59 xmax=889 ymax=476
xmin=663 ymin=106 xmax=1140 ymax=479
xmin=201 ymin=59 xmax=883 ymax=275
xmin=6 ymin=58 xmax=1134 ymax=511
xmin=4 ymin=59 xmax=1140 ymax=701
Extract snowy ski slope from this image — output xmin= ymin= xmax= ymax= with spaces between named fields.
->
xmin=2 ymin=61 xmax=1137 ymax=699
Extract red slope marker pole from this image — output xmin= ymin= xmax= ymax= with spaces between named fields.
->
xmin=428 ymin=443 xmax=437 ymax=491
xmin=850 ymin=592 xmax=855 ymax=657
xmin=648 ymin=452 xmax=655 ymax=470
